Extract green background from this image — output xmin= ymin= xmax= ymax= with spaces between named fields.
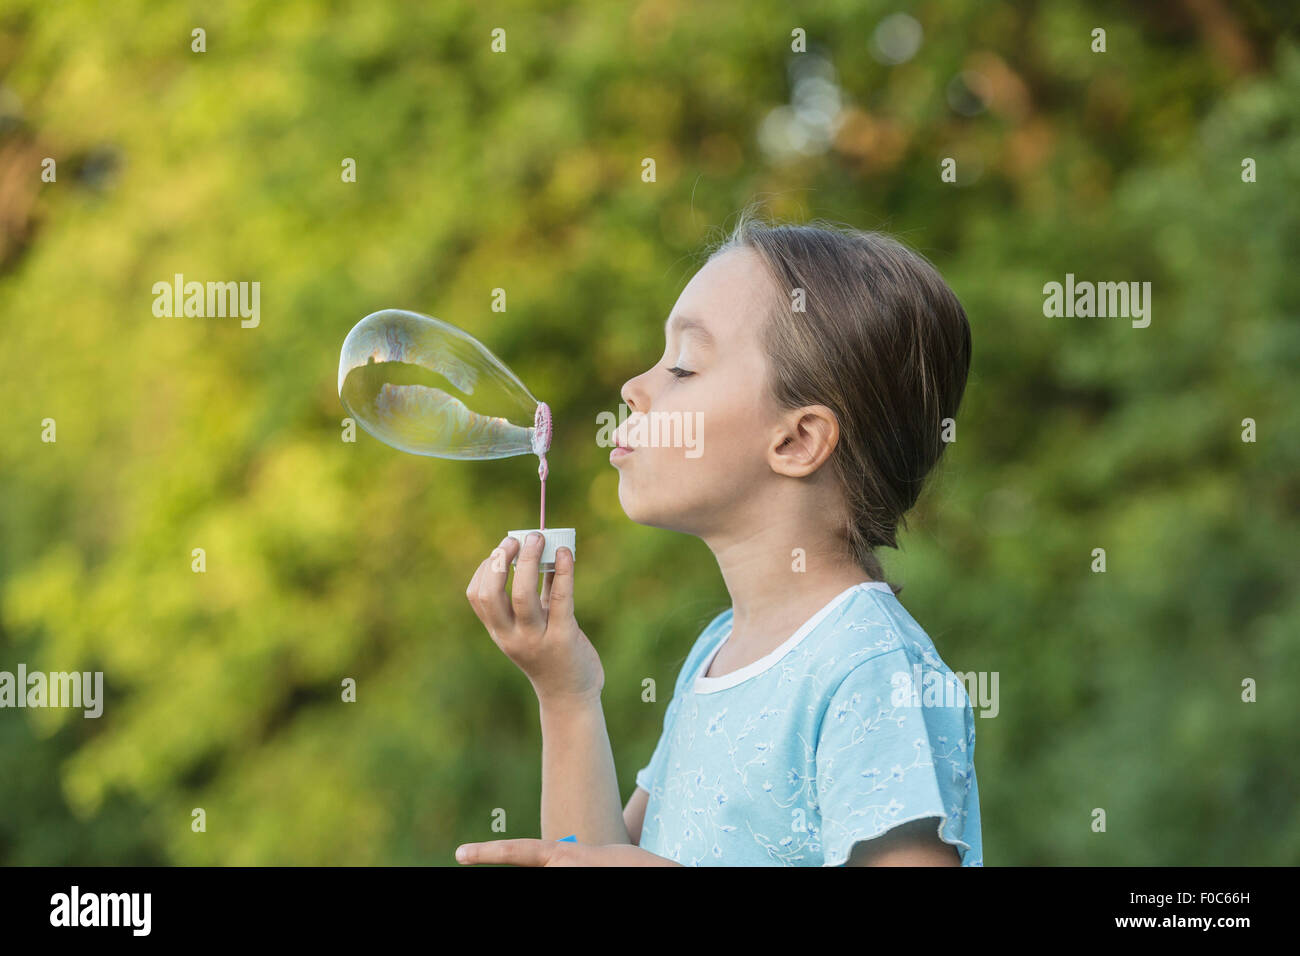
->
xmin=1 ymin=0 xmax=1296 ymax=865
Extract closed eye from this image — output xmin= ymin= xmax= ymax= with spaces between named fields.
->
xmin=667 ymin=366 xmax=695 ymax=378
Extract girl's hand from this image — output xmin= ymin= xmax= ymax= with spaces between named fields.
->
xmin=465 ymin=533 xmax=604 ymax=708
xmin=455 ymin=839 xmax=682 ymax=867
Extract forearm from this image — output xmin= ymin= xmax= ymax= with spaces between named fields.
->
xmin=538 ymin=696 xmax=631 ymax=845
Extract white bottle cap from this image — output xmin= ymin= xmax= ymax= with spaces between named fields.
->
xmin=506 ymin=528 xmax=576 ymax=571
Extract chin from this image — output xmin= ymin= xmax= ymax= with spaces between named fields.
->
xmin=616 ymin=484 xmax=653 ymax=526
xmin=617 ymin=482 xmax=688 ymax=532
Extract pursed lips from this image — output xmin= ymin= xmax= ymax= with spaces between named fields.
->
xmin=610 ymin=428 xmax=635 ymax=462
xmin=613 ymin=424 xmax=637 ymax=451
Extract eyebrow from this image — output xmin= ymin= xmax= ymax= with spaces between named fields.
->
xmin=664 ymin=313 xmax=715 ymax=345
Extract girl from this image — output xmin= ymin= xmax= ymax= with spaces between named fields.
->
xmin=458 ymin=211 xmax=981 ymax=867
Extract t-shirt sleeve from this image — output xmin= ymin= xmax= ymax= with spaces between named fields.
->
xmin=815 ymin=648 xmax=978 ymax=866
xmin=634 ymin=609 xmax=730 ymax=793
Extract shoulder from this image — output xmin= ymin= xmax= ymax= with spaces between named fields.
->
xmin=816 ymin=587 xmax=973 ymax=715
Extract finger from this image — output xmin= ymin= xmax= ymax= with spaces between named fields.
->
xmin=510 ymin=532 xmax=546 ymax=630
xmin=455 ymin=839 xmax=554 ymax=867
xmin=474 ymin=537 xmax=519 ymax=633
xmin=465 ymin=555 xmax=489 ymax=610
xmin=488 ymin=539 xmax=512 ymax=576
xmin=547 ymin=547 xmax=575 ymax=619
xmin=540 ymin=567 xmax=555 ymax=609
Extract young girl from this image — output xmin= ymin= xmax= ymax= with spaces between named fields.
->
xmin=458 ymin=212 xmax=981 ymax=867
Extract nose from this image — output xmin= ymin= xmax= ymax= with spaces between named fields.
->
xmin=620 ymin=370 xmax=649 ymax=415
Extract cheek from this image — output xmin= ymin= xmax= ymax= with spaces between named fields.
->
xmin=654 ymin=408 xmax=762 ymax=496
xmin=626 ymin=378 xmax=766 ymax=477
xmin=696 ymin=396 xmax=765 ymax=469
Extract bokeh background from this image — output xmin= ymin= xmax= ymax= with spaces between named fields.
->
xmin=1 ymin=0 xmax=1297 ymax=866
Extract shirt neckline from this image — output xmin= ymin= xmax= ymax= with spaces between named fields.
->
xmin=692 ymin=581 xmax=894 ymax=695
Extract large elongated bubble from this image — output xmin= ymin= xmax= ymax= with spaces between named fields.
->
xmin=338 ymin=309 xmax=543 ymax=460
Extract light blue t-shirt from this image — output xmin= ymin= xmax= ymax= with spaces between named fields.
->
xmin=635 ymin=581 xmax=983 ymax=866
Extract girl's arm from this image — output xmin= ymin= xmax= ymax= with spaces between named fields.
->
xmin=844 ymin=817 xmax=962 ymax=866
xmin=467 ymin=533 xmax=633 ymax=845
xmin=538 ymin=696 xmax=633 ymax=844
xmin=623 ymin=785 xmax=649 ymax=845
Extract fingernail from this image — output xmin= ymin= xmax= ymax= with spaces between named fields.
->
xmin=527 ymin=532 xmax=541 ymax=546
xmin=455 ymin=845 xmax=469 ymax=862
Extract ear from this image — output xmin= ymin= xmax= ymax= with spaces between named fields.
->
xmin=768 ymin=405 xmax=840 ymax=478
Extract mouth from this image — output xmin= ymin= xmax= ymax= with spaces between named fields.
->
xmin=609 ymin=443 xmax=634 ymax=463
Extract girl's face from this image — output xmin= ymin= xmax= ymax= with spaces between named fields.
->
xmin=613 ymin=247 xmax=785 ymax=536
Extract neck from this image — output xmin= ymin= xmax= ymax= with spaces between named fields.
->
xmin=703 ymin=514 xmax=874 ymax=647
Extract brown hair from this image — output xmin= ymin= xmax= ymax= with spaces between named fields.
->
xmin=706 ymin=208 xmax=972 ymax=595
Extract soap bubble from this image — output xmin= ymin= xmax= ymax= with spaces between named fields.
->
xmin=338 ymin=309 xmax=549 ymax=460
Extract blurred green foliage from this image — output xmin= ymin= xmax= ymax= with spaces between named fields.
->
xmin=0 ymin=0 xmax=1296 ymax=865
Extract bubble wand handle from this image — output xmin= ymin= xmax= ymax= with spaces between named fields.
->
xmin=533 ymin=402 xmax=552 ymax=531
xmin=507 ymin=402 xmax=572 ymax=570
